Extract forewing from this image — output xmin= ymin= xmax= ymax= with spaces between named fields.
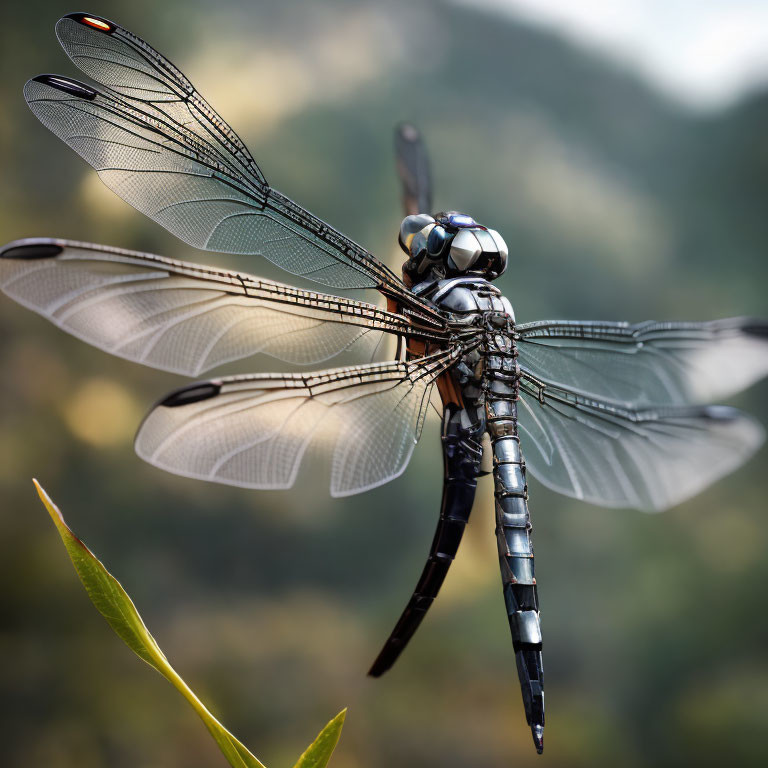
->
xmin=135 ymin=353 xmax=454 ymax=496
xmin=22 ymin=13 xmax=443 ymax=327
xmin=516 ymin=318 xmax=768 ymax=407
xmin=0 ymin=238 xmax=449 ymax=376
xmin=55 ymin=12 xmax=265 ymax=186
xmin=517 ymin=376 xmax=765 ymax=512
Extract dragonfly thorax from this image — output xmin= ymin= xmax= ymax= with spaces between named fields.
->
xmin=398 ymin=211 xmax=508 ymax=285
xmin=412 ymin=275 xmax=515 ymax=325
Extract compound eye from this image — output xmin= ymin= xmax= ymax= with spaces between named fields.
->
xmin=485 ymin=228 xmax=508 ymax=276
xmin=486 ymin=228 xmax=508 ymax=260
xmin=410 ymin=230 xmax=429 ymax=261
xmin=399 ymin=213 xmax=435 ymax=252
xmin=426 ymin=225 xmax=449 ymax=257
xmin=448 ymin=229 xmax=481 ymax=271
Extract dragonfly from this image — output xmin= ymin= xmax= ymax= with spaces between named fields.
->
xmin=3 ymin=12 xmax=768 ymax=754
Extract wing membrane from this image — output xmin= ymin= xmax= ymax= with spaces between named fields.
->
xmin=516 ymin=318 xmax=768 ymax=407
xmin=56 ymin=12 xmax=265 ymax=186
xmin=517 ymin=376 xmax=765 ymax=512
xmin=135 ymin=352 xmax=455 ymax=496
xmin=22 ymin=13 xmax=443 ymax=329
xmin=0 ymin=238 xmax=449 ymax=376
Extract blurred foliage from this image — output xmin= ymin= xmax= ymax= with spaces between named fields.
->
xmin=33 ymin=480 xmax=344 ymax=768
xmin=1 ymin=1 xmax=767 ymax=767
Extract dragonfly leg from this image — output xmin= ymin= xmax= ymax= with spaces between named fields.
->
xmin=487 ymin=397 xmax=545 ymax=753
xmin=368 ymin=404 xmax=484 ymax=677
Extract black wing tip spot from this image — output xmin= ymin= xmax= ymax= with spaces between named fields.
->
xmin=0 ymin=241 xmax=63 ymax=260
xmin=31 ymin=74 xmax=98 ymax=101
xmin=62 ymin=13 xmax=116 ymax=34
xmin=160 ymin=382 xmax=221 ymax=408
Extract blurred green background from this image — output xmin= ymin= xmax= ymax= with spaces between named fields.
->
xmin=1 ymin=1 xmax=767 ymax=766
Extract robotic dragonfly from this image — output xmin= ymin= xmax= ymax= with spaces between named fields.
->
xmin=3 ymin=12 xmax=768 ymax=754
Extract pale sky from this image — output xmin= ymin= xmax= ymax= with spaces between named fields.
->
xmin=456 ymin=0 xmax=768 ymax=109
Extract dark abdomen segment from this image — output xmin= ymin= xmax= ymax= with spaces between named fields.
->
xmin=487 ymin=396 xmax=545 ymax=753
xmin=369 ymin=404 xmax=482 ymax=677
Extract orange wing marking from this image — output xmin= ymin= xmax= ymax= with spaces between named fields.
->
xmin=81 ymin=16 xmax=112 ymax=32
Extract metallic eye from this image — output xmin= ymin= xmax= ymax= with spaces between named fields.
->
xmin=426 ymin=225 xmax=448 ymax=257
xmin=449 ymin=229 xmax=481 ymax=270
xmin=486 ymin=228 xmax=508 ymax=260
xmin=399 ymin=213 xmax=435 ymax=251
xmin=410 ymin=231 xmax=428 ymax=260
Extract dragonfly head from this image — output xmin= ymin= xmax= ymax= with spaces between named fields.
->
xmin=398 ymin=211 xmax=508 ymax=284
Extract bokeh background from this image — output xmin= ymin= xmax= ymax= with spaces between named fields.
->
xmin=2 ymin=1 xmax=768 ymax=766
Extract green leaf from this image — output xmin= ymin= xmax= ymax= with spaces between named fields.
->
xmin=34 ymin=479 xmax=344 ymax=768
xmin=34 ymin=478 xmax=264 ymax=768
xmin=292 ymin=710 xmax=347 ymax=768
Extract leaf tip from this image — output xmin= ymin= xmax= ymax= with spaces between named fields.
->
xmin=33 ymin=479 xmax=86 ymax=549
xmin=33 ymin=478 xmax=61 ymax=521
xmin=291 ymin=708 xmax=348 ymax=768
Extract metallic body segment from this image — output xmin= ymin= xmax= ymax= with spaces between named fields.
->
xmin=368 ymin=404 xmax=483 ymax=677
xmin=486 ymin=358 xmax=544 ymax=754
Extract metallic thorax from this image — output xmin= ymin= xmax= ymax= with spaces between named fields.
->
xmin=404 ymin=213 xmax=545 ymax=753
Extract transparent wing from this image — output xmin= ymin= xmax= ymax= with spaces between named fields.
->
xmin=395 ymin=123 xmax=432 ymax=216
xmin=517 ymin=376 xmax=765 ymax=512
xmin=516 ymin=318 xmax=768 ymax=408
xmin=22 ymin=13 xmax=443 ymax=329
xmin=0 ymin=238 xmax=449 ymax=376
xmin=135 ymin=352 xmax=455 ymax=496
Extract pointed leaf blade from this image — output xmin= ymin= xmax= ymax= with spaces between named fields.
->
xmin=292 ymin=710 xmax=347 ymax=768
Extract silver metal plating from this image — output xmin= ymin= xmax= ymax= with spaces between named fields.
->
xmin=511 ymin=611 xmax=543 ymax=644
xmin=401 ymin=267 xmax=546 ymax=751
xmin=448 ymin=228 xmax=482 ymax=270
